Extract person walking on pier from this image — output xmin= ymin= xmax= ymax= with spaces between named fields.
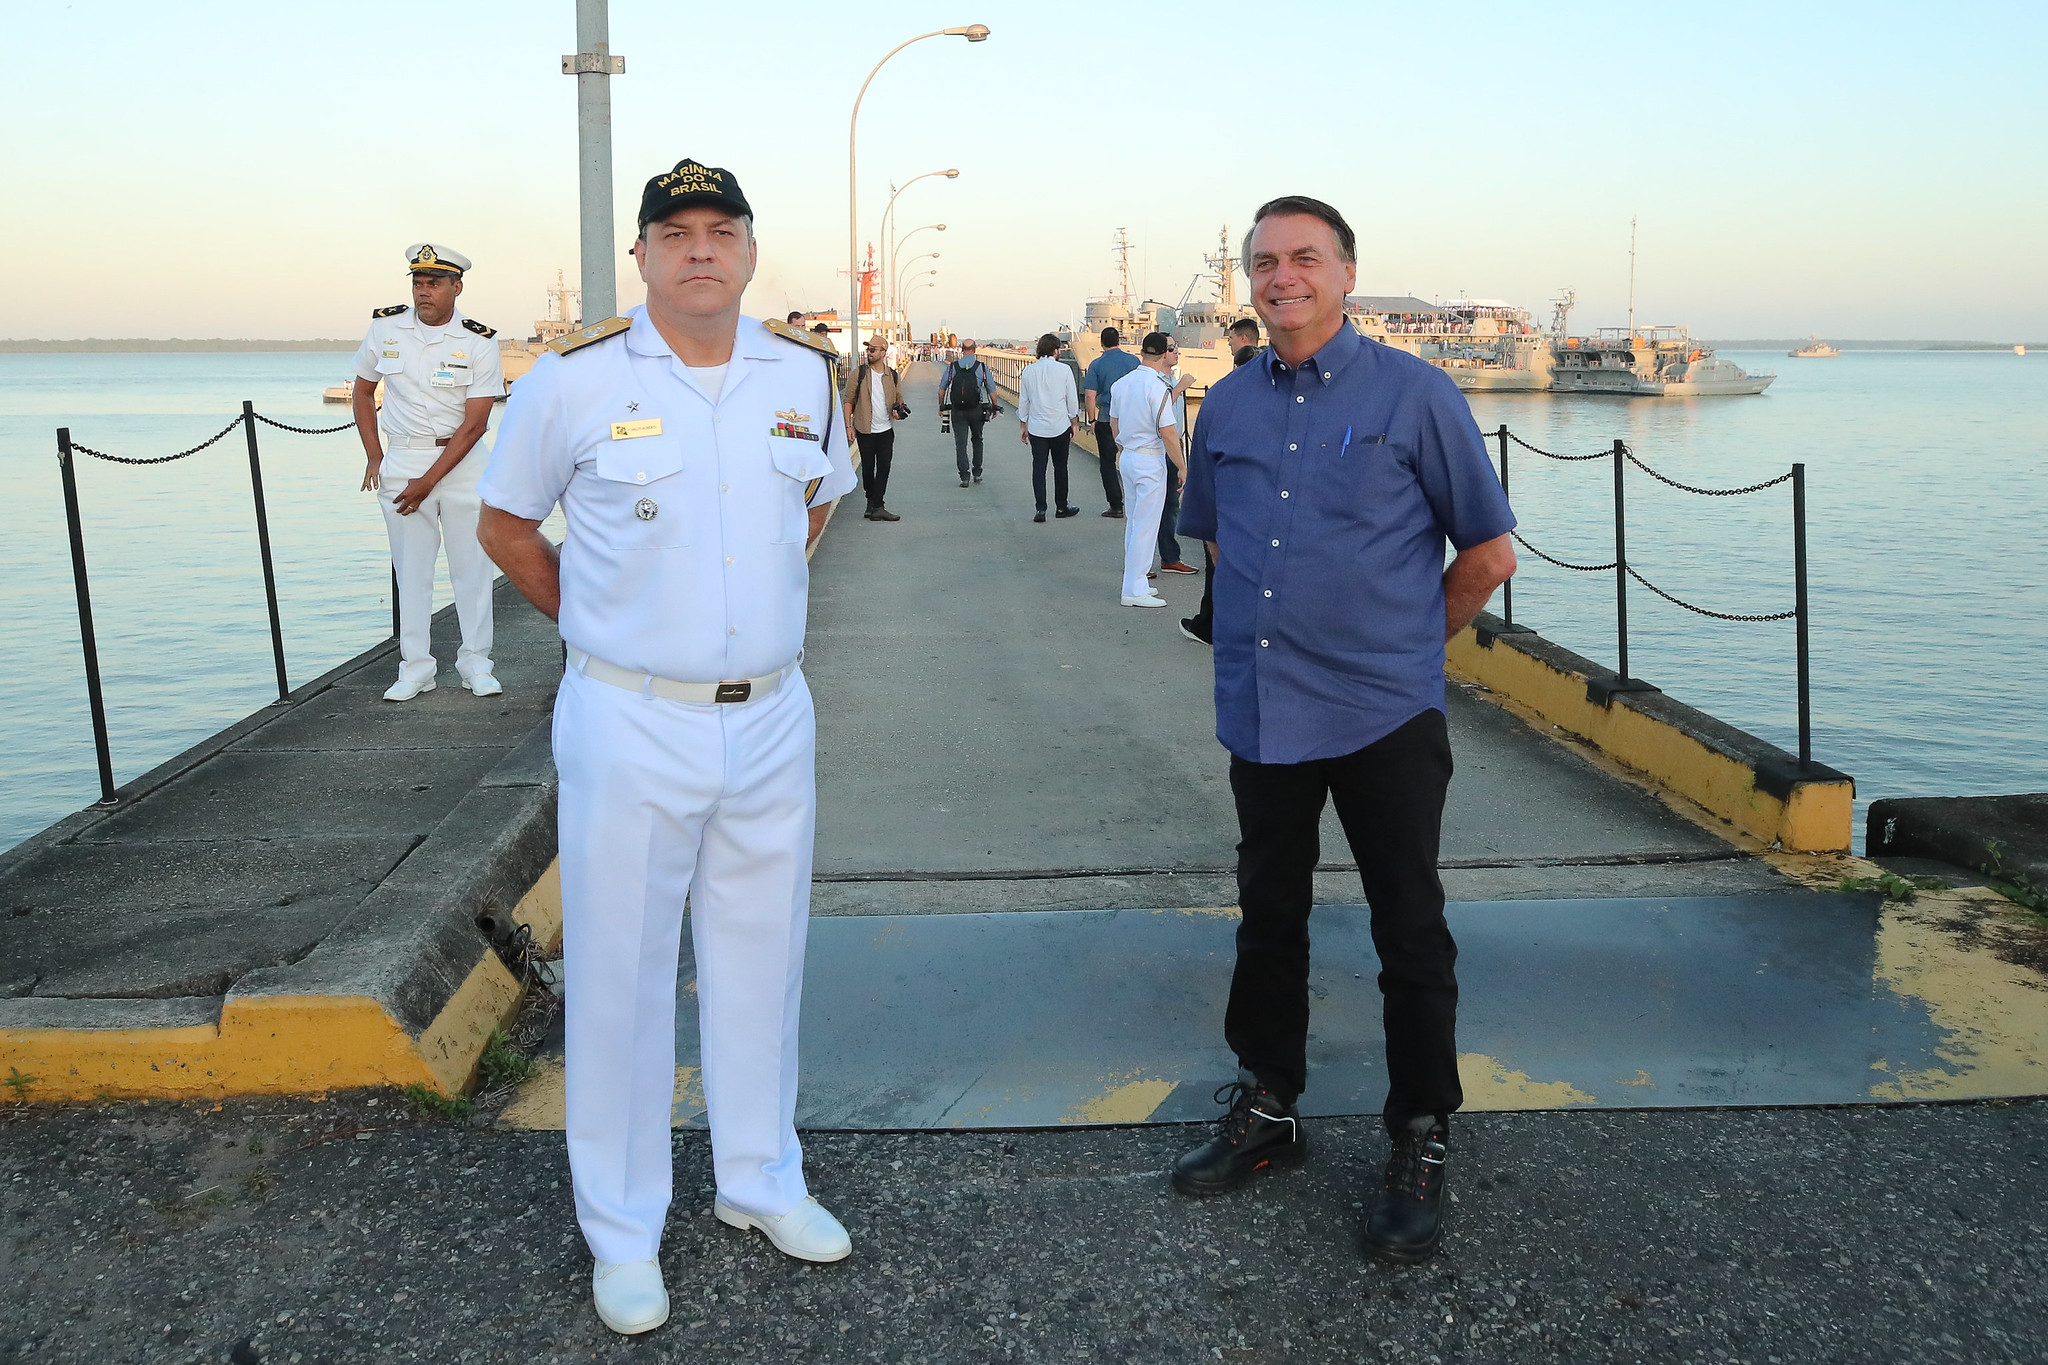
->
xmin=1154 ymin=338 xmax=1200 ymax=578
xmin=1180 ymin=316 xmax=1264 ymax=646
xmin=1170 ymin=195 xmax=1517 ymax=1266
xmin=937 ymin=339 xmax=998 ymax=486
xmin=351 ymin=242 xmax=503 ymax=702
xmin=1082 ymin=326 xmax=1139 ymax=517
xmin=1017 ymin=332 xmax=1082 ymax=522
xmin=476 ymin=158 xmax=860 ymax=1337
xmin=843 ymin=334 xmax=907 ymax=521
xmin=1108 ymin=331 xmax=1186 ymax=607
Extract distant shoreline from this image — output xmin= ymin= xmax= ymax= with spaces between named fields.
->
xmin=0 ymin=339 xmax=357 ymax=353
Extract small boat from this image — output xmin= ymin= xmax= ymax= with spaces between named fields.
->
xmin=1790 ymin=336 xmax=1840 ymax=358
xmin=320 ymin=378 xmax=382 ymax=407
xmin=2018 ymin=345 xmax=2029 ymax=357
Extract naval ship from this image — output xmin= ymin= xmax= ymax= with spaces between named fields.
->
xmin=1345 ymin=295 xmax=1552 ymax=391
xmin=1550 ymin=325 xmax=1775 ymax=396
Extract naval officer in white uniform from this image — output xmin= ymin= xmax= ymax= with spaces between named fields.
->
xmin=351 ymin=242 xmax=504 ymax=701
xmin=477 ymin=159 xmax=859 ymax=1337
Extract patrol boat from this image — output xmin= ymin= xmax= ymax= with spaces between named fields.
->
xmin=1550 ymin=326 xmax=1775 ymax=396
xmin=1790 ymin=336 xmax=1841 ymax=358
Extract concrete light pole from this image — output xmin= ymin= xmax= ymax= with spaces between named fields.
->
xmin=563 ymin=0 xmax=626 ymax=322
xmin=879 ymin=171 xmax=957 ymax=336
xmin=849 ymin=28 xmax=987 ymax=356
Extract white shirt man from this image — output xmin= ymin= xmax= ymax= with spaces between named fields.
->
xmin=1108 ymin=335 xmax=1186 ymax=605
xmin=1017 ymin=340 xmax=1083 ymax=521
xmin=477 ymin=160 xmax=859 ymax=1337
xmin=351 ymin=242 xmax=504 ymax=701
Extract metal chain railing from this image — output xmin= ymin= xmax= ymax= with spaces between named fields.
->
xmin=1490 ymin=425 xmax=1816 ymax=766
xmin=54 ymin=402 xmax=371 ymax=805
xmin=1503 ymin=430 xmax=1610 ymax=461
xmin=67 ymin=415 xmax=244 ymax=466
xmin=1625 ymin=565 xmax=1795 ymax=623
xmin=253 ymin=413 xmax=357 ymax=436
xmin=1624 ymin=449 xmax=1794 ymax=497
xmin=1511 ymin=532 xmax=1616 ymax=573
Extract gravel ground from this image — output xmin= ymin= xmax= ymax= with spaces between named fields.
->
xmin=3 ymin=1095 xmax=2043 ymax=1364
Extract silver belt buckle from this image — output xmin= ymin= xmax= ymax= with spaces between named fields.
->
xmin=713 ymin=680 xmax=752 ymax=703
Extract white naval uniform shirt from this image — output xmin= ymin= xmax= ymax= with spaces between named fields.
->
xmin=1108 ymin=366 xmax=1176 ymax=455
xmin=478 ymin=309 xmax=858 ymax=683
xmin=352 ymin=306 xmax=505 ymax=478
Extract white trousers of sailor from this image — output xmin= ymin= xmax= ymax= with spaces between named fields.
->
xmin=377 ymin=449 xmax=495 ymax=684
xmin=553 ymin=663 xmax=815 ymax=1265
xmin=1118 ymin=447 xmax=1168 ymax=598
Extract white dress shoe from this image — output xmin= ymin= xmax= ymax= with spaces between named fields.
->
xmin=714 ymin=1195 xmax=852 ymax=1263
xmin=591 ymin=1259 xmax=668 ymax=1335
xmin=464 ymin=672 xmax=503 ymax=697
xmin=381 ymin=675 xmax=437 ymax=702
xmin=1120 ymin=594 xmax=1169 ymax=608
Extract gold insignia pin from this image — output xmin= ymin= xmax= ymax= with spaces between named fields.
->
xmin=775 ymin=410 xmax=812 ymax=424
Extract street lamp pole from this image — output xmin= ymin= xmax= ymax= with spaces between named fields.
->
xmin=896 ymin=253 xmax=941 ymax=306
xmin=880 ymin=171 xmax=957 ymax=337
xmin=890 ymin=223 xmax=946 ymax=321
xmin=563 ymin=0 xmax=626 ymax=321
xmin=850 ymin=28 xmax=986 ymax=357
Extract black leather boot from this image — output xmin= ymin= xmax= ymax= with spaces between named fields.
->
xmin=1170 ymin=1080 xmax=1307 ymax=1196
xmin=1362 ymin=1116 xmax=1449 ymax=1263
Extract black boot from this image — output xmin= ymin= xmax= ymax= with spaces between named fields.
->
xmin=1362 ymin=1116 xmax=1449 ymax=1264
xmin=1170 ymin=1080 xmax=1307 ymax=1196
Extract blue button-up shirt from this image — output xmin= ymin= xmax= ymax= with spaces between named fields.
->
xmin=1177 ymin=323 xmax=1515 ymax=765
xmin=1081 ymin=347 xmax=1140 ymax=419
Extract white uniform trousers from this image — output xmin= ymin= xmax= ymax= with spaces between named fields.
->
xmin=377 ymin=448 xmax=495 ymax=684
xmin=553 ymin=663 xmax=815 ymax=1265
xmin=1118 ymin=447 xmax=1169 ymax=598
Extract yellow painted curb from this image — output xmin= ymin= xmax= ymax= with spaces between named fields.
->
xmin=1447 ymin=625 xmax=1851 ymax=851
xmin=0 ymin=858 xmax=563 ymax=1103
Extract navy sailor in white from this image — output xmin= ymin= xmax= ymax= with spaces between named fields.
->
xmin=476 ymin=159 xmax=858 ymax=1337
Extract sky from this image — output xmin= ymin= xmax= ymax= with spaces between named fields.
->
xmin=3 ymin=1 xmax=2043 ymax=342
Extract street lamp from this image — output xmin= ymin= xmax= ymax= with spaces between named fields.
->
xmin=890 ymin=224 xmax=945 ymax=324
xmin=849 ymin=27 xmax=988 ymax=356
xmin=896 ymin=252 xmax=941 ymax=305
xmin=903 ymin=276 xmax=937 ymax=339
xmin=879 ymin=172 xmax=957 ymax=336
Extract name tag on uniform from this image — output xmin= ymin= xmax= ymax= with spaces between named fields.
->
xmin=382 ymin=350 xmax=400 ymax=358
xmin=431 ymin=368 xmax=460 ymax=387
xmin=611 ymin=419 xmax=663 ymax=440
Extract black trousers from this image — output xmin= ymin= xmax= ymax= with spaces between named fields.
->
xmin=1091 ymin=419 xmax=1122 ymax=510
xmin=1224 ymin=709 xmax=1461 ymax=1132
xmin=1028 ymin=431 xmax=1072 ymax=512
xmin=854 ymin=429 xmax=894 ymax=509
xmin=952 ymin=411 xmax=986 ymax=479
xmin=1190 ymin=541 xmax=1216 ymax=633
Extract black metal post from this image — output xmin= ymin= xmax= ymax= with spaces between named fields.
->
xmin=241 ymin=402 xmax=290 ymax=702
xmin=57 ymin=429 xmax=118 ymax=805
xmin=1793 ymin=462 xmax=1811 ymax=767
xmin=1496 ymin=425 xmax=1513 ymax=626
xmin=391 ymin=564 xmax=401 ymax=640
xmin=1612 ymin=438 xmax=1630 ymax=679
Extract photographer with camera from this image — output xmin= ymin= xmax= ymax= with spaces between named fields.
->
xmin=937 ymin=338 xmax=999 ymax=488
xmin=842 ymin=335 xmax=910 ymax=522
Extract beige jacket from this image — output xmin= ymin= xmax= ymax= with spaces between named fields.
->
xmin=841 ymin=362 xmax=906 ymax=436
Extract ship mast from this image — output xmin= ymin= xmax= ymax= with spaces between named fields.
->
xmin=1112 ymin=228 xmax=1134 ymax=309
xmin=1204 ymin=225 xmax=1238 ymax=310
xmin=1549 ymin=288 xmax=1575 ymax=338
xmin=1626 ymin=216 xmax=1637 ymax=337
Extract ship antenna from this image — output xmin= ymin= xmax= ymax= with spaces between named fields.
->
xmin=1626 ymin=216 xmax=1637 ymax=337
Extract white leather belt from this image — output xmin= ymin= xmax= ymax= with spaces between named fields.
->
xmin=567 ymin=646 xmax=797 ymax=705
xmin=392 ymin=436 xmax=455 ymax=448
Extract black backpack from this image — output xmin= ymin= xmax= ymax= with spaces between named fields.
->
xmin=949 ymin=361 xmax=981 ymax=411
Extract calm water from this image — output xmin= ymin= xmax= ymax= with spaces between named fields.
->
xmin=1 ymin=350 xmax=2042 ymax=852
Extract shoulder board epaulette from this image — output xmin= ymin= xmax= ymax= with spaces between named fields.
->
xmin=546 ymin=316 xmax=631 ymax=356
xmin=763 ymin=318 xmax=840 ymax=360
xmin=462 ymin=318 xmax=497 ymax=339
xmin=372 ymin=304 xmax=409 ymax=318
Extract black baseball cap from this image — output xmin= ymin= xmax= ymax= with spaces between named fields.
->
xmin=638 ymin=159 xmax=752 ymax=229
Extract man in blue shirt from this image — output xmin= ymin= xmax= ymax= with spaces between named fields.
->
xmin=1171 ymin=196 xmax=1517 ymax=1266
xmin=1081 ymin=327 xmax=1141 ymax=517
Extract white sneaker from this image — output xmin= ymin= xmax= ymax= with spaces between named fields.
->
xmin=382 ymin=675 xmax=437 ymax=702
xmin=464 ymin=672 xmax=503 ymax=697
xmin=591 ymin=1258 xmax=668 ymax=1335
xmin=1120 ymin=594 xmax=1169 ymax=608
xmin=714 ymin=1195 xmax=852 ymax=1263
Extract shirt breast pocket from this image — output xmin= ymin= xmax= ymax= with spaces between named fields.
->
xmin=765 ymin=434 xmax=826 ymax=545
xmin=592 ymin=436 xmax=691 ymax=549
xmin=374 ymin=350 xmax=405 ymax=376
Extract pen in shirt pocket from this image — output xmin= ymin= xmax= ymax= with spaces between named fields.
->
xmin=1340 ymin=426 xmax=1352 ymax=457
